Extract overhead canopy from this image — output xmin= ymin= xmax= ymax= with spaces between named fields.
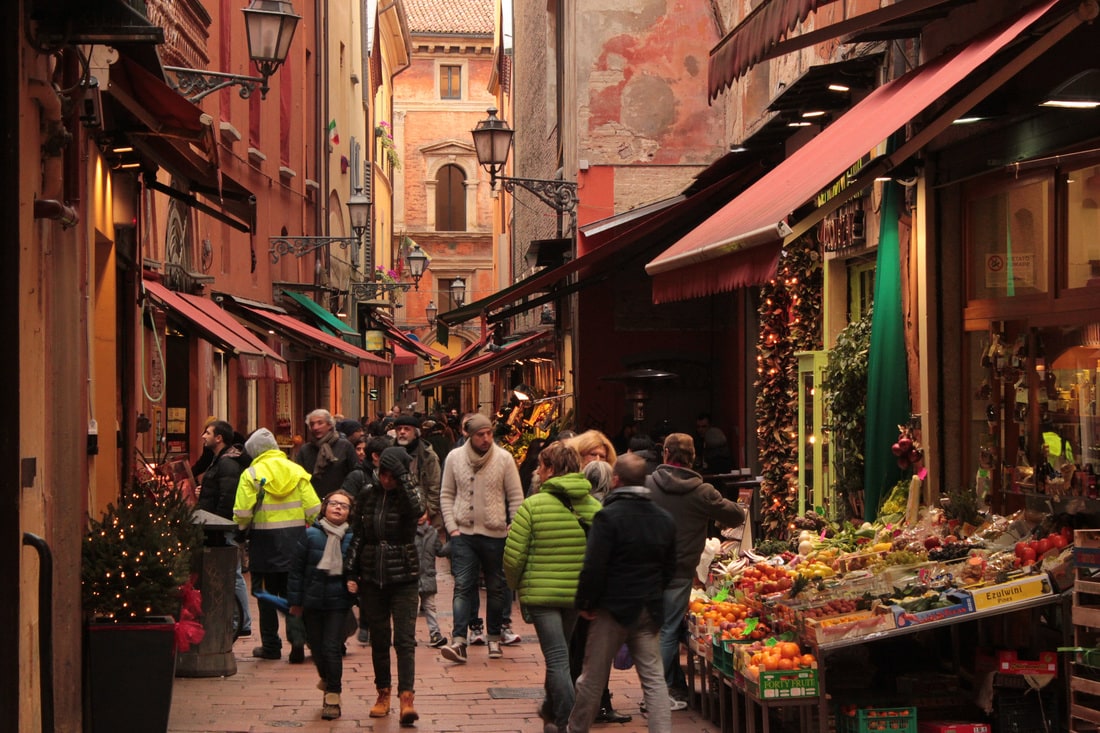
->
xmin=407 ymin=331 xmax=554 ymax=391
xmin=142 ymin=279 xmax=287 ymax=380
xmin=707 ymin=0 xmax=970 ymax=100
xmin=381 ymin=325 xmax=450 ymax=364
xmin=281 ymin=289 xmax=359 ymax=341
xmin=236 ymin=306 xmax=391 ymax=377
xmin=649 ymin=0 xmax=1075 ymax=303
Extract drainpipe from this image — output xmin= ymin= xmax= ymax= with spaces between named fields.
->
xmin=28 ymin=54 xmax=78 ymax=228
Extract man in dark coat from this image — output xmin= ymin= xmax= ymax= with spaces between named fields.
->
xmin=296 ymin=409 xmax=359 ymax=495
xmin=568 ymin=453 xmax=676 ymax=733
xmin=646 ymin=432 xmax=745 ymax=707
xmin=197 ymin=419 xmax=251 ymax=636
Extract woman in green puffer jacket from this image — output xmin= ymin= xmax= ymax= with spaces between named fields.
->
xmin=504 ymin=440 xmax=602 ymax=732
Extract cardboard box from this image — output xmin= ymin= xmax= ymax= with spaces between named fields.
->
xmin=892 ymin=592 xmax=975 ymax=628
xmin=802 ymin=609 xmax=896 ymax=644
xmin=996 ymin=649 xmax=1057 ymax=676
xmin=1075 ymin=529 xmax=1100 ymax=568
xmin=965 ymin=572 xmax=1052 ymax=611
xmin=918 ymin=723 xmax=990 ymax=733
xmin=744 ymin=667 xmax=819 ymax=699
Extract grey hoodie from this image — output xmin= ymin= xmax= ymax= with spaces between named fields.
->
xmin=645 ymin=464 xmax=745 ymax=580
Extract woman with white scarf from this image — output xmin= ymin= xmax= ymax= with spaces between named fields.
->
xmin=288 ymin=489 xmax=357 ymax=721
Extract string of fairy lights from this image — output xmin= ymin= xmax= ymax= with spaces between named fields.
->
xmin=754 ymin=237 xmax=823 ymax=540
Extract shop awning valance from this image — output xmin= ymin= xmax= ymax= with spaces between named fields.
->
xmin=281 ymin=289 xmax=359 ymax=341
xmin=650 ymin=0 xmax=1078 ymax=303
xmin=407 ymin=331 xmax=554 ymax=391
xmin=142 ymin=279 xmax=287 ymax=380
xmin=237 ymin=306 xmax=391 ymax=377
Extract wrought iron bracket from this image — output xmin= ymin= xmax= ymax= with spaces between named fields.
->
xmin=350 ymin=280 xmax=414 ymax=301
xmin=496 ymin=175 xmax=578 ymax=213
xmin=164 ymin=66 xmax=269 ymax=102
xmin=269 ymin=235 xmax=361 ymax=266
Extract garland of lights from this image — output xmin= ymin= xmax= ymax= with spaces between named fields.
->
xmin=754 ymin=236 xmax=822 ymax=539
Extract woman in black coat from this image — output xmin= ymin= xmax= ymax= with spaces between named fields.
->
xmin=344 ymin=447 xmax=425 ymax=725
xmin=288 ymin=489 xmax=357 ymax=721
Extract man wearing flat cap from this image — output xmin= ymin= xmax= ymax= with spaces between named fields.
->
xmin=438 ymin=413 xmax=523 ymax=663
xmin=394 ymin=414 xmax=443 ymax=537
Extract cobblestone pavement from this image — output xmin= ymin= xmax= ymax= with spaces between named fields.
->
xmin=169 ymin=568 xmax=722 ymax=732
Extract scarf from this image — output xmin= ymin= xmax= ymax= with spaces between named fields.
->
xmin=464 ymin=439 xmax=492 ymax=473
xmin=316 ymin=517 xmax=348 ymax=575
xmin=311 ymin=429 xmax=339 ymax=477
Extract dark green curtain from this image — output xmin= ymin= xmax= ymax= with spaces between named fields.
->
xmin=863 ymin=180 xmax=911 ymax=518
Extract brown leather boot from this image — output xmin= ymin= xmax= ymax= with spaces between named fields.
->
xmin=369 ymin=687 xmax=391 ymax=717
xmin=321 ymin=692 xmax=341 ymax=720
xmin=399 ymin=690 xmax=418 ymax=726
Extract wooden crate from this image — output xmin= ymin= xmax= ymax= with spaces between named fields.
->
xmin=1071 ymin=556 xmax=1100 ymax=731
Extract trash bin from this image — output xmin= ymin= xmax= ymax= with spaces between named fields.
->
xmin=176 ymin=509 xmax=239 ymax=677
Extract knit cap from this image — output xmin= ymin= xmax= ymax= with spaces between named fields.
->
xmin=464 ymin=413 xmax=492 ymax=434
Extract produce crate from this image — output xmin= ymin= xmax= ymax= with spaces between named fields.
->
xmin=712 ymin=637 xmax=732 ymax=676
xmin=996 ymin=649 xmax=1058 ymax=677
xmin=839 ymin=706 xmax=917 ymax=733
xmin=803 ymin=608 xmax=896 ymax=644
xmin=994 ymin=684 xmax=1058 ymax=733
xmin=744 ymin=667 xmax=819 ymax=700
xmin=1075 ymin=530 xmax=1100 ymax=569
xmin=891 ymin=592 xmax=975 ymax=628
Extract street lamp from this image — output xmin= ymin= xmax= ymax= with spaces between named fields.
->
xmin=425 ymin=301 xmax=438 ymax=327
xmin=450 ymin=277 xmax=467 ymax=307
xmin=268 ymin=187 xmax=371 ymax=269
xmin=471 ymin=108 xmax=578 ymax=213
xmin=350 ymin=243 xmax=431 ymax=301
xmin=165 ymin=0 xmax=300 ymax=102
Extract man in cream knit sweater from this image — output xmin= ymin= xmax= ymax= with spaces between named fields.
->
xmin=439 ymin=413 xmax=524 ymax=663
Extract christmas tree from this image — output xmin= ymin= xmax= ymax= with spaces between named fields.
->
xmin=82 ymin=480 xmax=204 ymax=621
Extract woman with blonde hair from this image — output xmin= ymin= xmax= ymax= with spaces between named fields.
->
xmin=568 ymin=429 xmax=617 ymax=468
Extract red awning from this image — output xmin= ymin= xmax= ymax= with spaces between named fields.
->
xmin=393 ymin=345 xmax=417 ymax=366
xmin=708 ymin=0 xmax=837 ymax=101
xmin=649 ymin=0 xmax=1067 ymax=303
xmin=407 ymin=331 xmax=554 ymax=391
xmin=143 ymin=280 xmax=286 ymax=380
xmin=179 ymin=292 xmax=289 ymax=382
xmin=239 ymin=306 xmax=391 ymax=377
xmin=382 ymin=325 xmax=450 ymax=364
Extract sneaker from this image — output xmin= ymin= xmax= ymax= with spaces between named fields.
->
xmin=441 ymin=642 xmax=468 ymax=664
xmin=670 ymin=698 xmax=688 ymax=711
xmin=469 ymin=623 xmax=486 ymax=645
xmin=487 ymin=640 xmax=503 ymax=659
xmin=500 ymin=625 xmax=522 ymax=645
xmin=428 ymin=632 xmax=448 ymax=648
xmin=357 ymin=628 xmax=370 ymax=644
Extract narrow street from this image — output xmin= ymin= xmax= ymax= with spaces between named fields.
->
xmin=169 ymin=569 xmax=722 ymax=733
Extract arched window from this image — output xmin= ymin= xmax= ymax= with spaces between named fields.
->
xmin=435 ymin=164 xmax=466 ymax=232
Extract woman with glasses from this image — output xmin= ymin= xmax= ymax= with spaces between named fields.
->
xmin=288 ymin=489 xmax=357 ymax=720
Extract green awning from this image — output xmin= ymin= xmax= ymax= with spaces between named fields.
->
xmin=281 ymin=289 xmax=359 ymax=343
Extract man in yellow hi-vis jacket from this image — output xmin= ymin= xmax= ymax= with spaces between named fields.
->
xmin=235 ymin=427 xmax=322 ymax=663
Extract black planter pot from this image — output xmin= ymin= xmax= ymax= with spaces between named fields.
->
xmin=84 ymin=616 xmax=177 ymax=733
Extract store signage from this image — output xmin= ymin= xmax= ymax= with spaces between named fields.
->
xmin=364 ymin=329 xmax=385 ymax=352
xmin=984 ymin=252 xmax=1035 ymax=289
xmin=966 ymin=572 xmax=1051 ymax=611
xmin=815 ymin=155 xmax=870 ymax=208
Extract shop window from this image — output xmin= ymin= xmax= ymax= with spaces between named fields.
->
xmin=966 ymin=178 xmax=1050 ymax=299
xmin=847 ymin=257 xmax=875 ymax=321
xmin=1065 ymin=164 xmax=1100 ymax=289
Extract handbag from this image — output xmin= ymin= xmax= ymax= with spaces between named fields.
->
xmin=613 ymin=643 xmax=634 ymax=670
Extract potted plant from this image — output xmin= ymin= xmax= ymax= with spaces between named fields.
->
xmin=81 ymin=471 xmax=204 ymax=733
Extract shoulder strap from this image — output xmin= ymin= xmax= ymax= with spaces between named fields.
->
xmin=549 ymin=492 xmax=590 ymax=535
xmin=249 ymin=466 xmax=267 ymax=514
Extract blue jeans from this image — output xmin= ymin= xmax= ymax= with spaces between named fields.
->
xmin=526 ymin=604 xmax=578 ymax=728
xmin=450 ymin=534 xmax=508 ymax=641
xmin=659 ymin=577 xmax=692 ymax=692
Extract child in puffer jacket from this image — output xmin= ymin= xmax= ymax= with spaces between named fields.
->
xmin=416 ymin=515 xmax=448 ymax=648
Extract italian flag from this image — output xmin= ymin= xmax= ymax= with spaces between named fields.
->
xmin=327 ymin=119 xmax=339 ymax=145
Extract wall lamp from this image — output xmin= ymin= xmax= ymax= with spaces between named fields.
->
xmin=350 ymin=244 xmax=429 ymax=301
xmin=450 ymin=277 xmax=466 ymax=307
xmin=471 ymin=108 xmax=578 ymax=213
xmin=165 ymin=0 xmax=300 ymax=102
xmin=269 ymin=185 xmax=371 ymax=267
xmin=425 ymin=301 xmax=438 ymax=327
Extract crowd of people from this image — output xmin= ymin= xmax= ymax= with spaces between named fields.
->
xmin=190 ymin=406 xmax=745 ymax=731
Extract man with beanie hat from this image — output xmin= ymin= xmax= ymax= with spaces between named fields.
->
xmin=393 ymin=415 xmax=443 ymax=540
xmin=235 ymin=428 xmax=322 ymax=663
xmin=439 ymin=413 xmax=524 ymax=663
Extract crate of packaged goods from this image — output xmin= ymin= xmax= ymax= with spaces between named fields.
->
xmin=712 ymin=636 xmax=732 ymax=676
xmin=996 ymin=649 xmax=1058 ymax=677
xmin=803 ymin=606 xmax=896 ymax=644
xmin=839 ymin=706 xmax=917 ymax=733
xmin=964 ymin=572 xmax=1053 ymax=612
xmin=917 ymin=723 xmax=990 ymax=733
xmin=1075 ymin=530 xmax=1100 ymax=569
xmin=891 ymin=591 xmax=975 ymax=628
xmin=744 ymin=667 xmax=819 ymax=700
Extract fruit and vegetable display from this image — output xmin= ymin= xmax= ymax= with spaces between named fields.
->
xmin=686 ymin=501 xmax=1072 ymax=699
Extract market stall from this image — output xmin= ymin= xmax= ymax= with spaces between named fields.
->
xmin=681 ymin=494 xmax=1080 ymax=733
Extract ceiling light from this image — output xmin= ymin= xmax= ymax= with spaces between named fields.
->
xmin=1041 ymin=99 xmax=1100 ymax=109
xmin=729 ymin=144 xmax=748 ymax=153
xmin=827 ymin=83 xmax=850 ymax=93
xmin=1041 ymin=69 xmax=1100 ymax=109
xmin=801 ymin=110 xmax=826 ymax=118
xmin=953 ymin=115 xmax=986 ymax=124
xmin=112 ymin=146 xmax=134 ymax=154
xmin=788 ymin=121 xmax=812 ymax=127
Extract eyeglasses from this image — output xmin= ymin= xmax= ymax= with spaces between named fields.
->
xmin=327 ymin=501 xmax=351 ymax=509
